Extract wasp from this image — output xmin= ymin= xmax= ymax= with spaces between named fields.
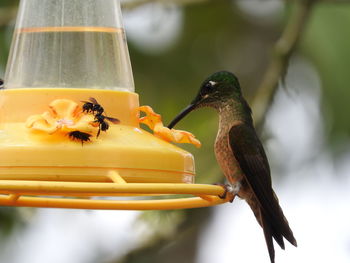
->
xmin=82 ymin=97 xmax=104 ymax=115
xmin=68 ymin=130 xmax=92 ymax=145
xmin=92 ymin=113 xmax=120 ymax=138
xmin=82 ymin=97 xmax=120 ymax=137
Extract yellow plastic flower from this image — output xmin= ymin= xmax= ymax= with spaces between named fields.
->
xmin=26 ymin=99 xmax=96 ymax=135
xmin=137 ymin=106 xmax=201 ymax=148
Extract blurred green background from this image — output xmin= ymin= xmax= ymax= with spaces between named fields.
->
xmin=1 ymin=0 xmax=350 ymax=263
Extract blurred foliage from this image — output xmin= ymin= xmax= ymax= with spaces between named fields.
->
xmin=0 ymin=0 xmax=19 ymax=8
xmin=116 ymin=208 xmax=212 ymax=263
xmin=0 ymin=208 xmax=22 ymax=236
xmin=302 ymin=3 xmax=350 ymax=151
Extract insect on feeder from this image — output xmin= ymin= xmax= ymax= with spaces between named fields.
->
xmin=0 ymin=0 xmax=231 ymax=210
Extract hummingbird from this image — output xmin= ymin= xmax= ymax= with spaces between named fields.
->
xmin=168 ymin=71 xmax=297 ymax=263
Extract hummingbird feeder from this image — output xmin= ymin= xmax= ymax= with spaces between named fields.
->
xmin=0 ymin=0 xmax=231 ymax=210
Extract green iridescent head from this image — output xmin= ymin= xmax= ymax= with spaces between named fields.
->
xmin=168 ymin=71 xmax=243 ymax=129
xmin=193 ymin=71 xmax=242 ymax=105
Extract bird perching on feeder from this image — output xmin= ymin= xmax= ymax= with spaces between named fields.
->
xmin=0 ymin=0 xmax=231 ymax=210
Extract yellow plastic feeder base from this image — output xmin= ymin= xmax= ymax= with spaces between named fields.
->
xmin=0 ymin=88 xmax=231 ymax=210
xmin=0 ymin=171 xmax=231 ymax=210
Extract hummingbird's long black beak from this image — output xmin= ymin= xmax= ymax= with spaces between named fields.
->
xmin=167 ymin=103 xmax=198 ymax=129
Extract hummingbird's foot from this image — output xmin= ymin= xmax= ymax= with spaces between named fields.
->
xmin=230 ymin=182 xmax=241 ymax=195
xmin=214 ymin=183 xmax=236 ymax=202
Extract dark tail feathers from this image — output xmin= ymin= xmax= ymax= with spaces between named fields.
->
xmin=260 ymin=205 xmax=297 ymax=263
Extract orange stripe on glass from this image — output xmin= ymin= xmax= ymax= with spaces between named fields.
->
xmin=18 ymin=27 xmax=124 ymax=33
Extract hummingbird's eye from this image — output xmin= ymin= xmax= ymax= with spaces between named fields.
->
xmin=202 ymin=81 xmax=216 ymax=94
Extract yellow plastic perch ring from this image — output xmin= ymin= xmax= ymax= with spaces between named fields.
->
xmin=0 ymin=171 xmax=233 ymax=210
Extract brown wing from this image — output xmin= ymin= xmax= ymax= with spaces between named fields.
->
xmin=229 ymin=124 xmax=273 ymax=208
xmin=105 ymin=116 xmax=120 ymax=124
xmin=228 ymin=124 xmax=296 ymax=248
xmin=89 ymin=97 xmax=99 ymax=104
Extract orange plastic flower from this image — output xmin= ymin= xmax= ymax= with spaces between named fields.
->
xmin=26 ymin=99 xmax=96 ymax=135
xmin=137 ymin=106 xmax=201 ymax=148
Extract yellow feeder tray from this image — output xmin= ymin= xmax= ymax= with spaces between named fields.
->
xmin=0 ymin=88 xmax=232 ymax=210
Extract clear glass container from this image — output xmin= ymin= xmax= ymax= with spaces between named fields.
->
xmin=4 ymin=0 xmax=134 ymax=91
